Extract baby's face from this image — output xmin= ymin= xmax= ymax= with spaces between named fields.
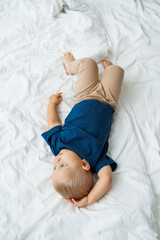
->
xmin=52 ymin=149 xmax=83 ymax=183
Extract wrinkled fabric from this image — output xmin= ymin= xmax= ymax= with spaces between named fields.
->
xmin=0 ymin=0 xmax=159 ymax=239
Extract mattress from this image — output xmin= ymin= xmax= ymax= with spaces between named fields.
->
xmin=0 ymin=0 xmax=159 ymax=239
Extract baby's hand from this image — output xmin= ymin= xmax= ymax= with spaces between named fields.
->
xmin=67 ymin=196 xmax=88 ymax=208
xmin=49 ymin=92 xmax=62 ymax=105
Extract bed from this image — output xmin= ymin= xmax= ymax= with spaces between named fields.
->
xmin=0 ymin=0 xmax=160 ymax=239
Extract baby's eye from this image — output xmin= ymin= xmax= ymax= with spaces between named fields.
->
xmin=61 ymin=163 xmax=66 ymax=167
xmin=53 ymin=166 xmax=57 ymax=171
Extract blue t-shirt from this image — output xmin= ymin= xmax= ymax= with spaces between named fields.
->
xmin=41 ymin=99 xmax=117 ymax=174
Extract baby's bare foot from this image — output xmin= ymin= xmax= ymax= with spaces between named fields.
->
xmin=102 ymin=59 xmax=113 ymax=69
xmin=62 ymin=53 xmax=75 ymax=75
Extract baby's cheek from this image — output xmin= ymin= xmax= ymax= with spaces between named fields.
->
xmin=52 ymin=173 xmax=56 ymax=185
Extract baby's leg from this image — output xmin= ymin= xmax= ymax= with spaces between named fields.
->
xmin=100 ymin=60 xmax=124 ymax=109
xmin=63 ymin=53 xmax=99 ymax=100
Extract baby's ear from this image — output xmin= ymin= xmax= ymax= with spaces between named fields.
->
xmin=82 ymin=159 xmax=90 ymax=171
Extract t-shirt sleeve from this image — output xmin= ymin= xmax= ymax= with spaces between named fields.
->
xmin=94 ymin=155 xmax=118 ymax=174
xmin=41 ymin=125 xmax=62 ymax=156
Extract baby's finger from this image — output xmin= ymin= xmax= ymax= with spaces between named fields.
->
xmin=56 ymin=92 xmax=62 ymax=96
xmin=72 ymin=199 xmax=78 ymax=205
xmin=67 ymin=201 xmax=73 ymax=206
xmin=67 ymin=199 xmax=75 ymax=205
xmin=57 ymin=93 xmax=62 ymax=98
xmin=72 ymin=199 xmax=80 ymax=206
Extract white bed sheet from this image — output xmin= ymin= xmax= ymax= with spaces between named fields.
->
xmin=0 ymin=0 xmax=160 ymax=239
xmin=86 ymin=0 xmax=160 ymax=233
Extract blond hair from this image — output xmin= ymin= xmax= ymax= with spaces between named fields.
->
xmin=53 ymin=168 xmax=94 ymax=200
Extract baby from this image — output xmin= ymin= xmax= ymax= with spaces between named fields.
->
xmin=41 ymin=53 xmax=124 ymax=207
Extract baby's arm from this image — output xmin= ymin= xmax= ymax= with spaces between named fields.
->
xmin=47 ymin=93 xmax=62 ymax=130
xmin=68 ymin=165 xmax=112 ymax=207
xmin=87 ymin=165 xmax=112 ymax=205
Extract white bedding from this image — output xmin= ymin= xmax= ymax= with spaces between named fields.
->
xmin=0 ymin=0 xmax=160 ymax=239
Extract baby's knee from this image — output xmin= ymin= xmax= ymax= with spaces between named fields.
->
xmin=82 ymin=57 xmax=97 ymax=67
xmin=113 ymin=65 xmax=124 ymax=75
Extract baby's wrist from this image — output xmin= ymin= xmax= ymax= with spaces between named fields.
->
xmin=49 ymin=100 xmax=58 ymax=106
xmin=86 ymin=196 xmax=93 ymax=206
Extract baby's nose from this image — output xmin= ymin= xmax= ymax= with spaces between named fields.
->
xmin=54 ymin=156 xmax=61 ymax=163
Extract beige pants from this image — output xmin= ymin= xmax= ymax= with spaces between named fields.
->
xmin=68 ymin=58 xmax=124 ymax=109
